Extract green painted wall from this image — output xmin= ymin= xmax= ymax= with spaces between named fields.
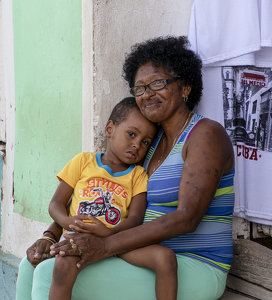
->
xmin=13 ymin=0 xmax=82 ymax=223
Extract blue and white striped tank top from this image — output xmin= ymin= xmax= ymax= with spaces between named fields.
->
xmin=143 ymin=114 xmax=234 ymax=273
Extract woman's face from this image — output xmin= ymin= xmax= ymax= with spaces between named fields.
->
xmin=134 ymin=62 xmax=189 ymax=123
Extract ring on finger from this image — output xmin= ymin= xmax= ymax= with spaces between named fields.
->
xmin=70 ymin=238 xmax=77 ymax=249
xmin=78 ymin=248 xmax=83 ymax=256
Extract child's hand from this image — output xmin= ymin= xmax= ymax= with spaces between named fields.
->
xmin=70 ymin=215 xmax=112 ymax=237
xmin=62 ymin=215 xmax=89 ymax=231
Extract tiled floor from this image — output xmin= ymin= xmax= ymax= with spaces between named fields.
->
xmin=219 ymin=290 xmax=255 ymax=300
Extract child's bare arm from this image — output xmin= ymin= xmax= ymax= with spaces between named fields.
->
xmin=111 ymin=192 xmax=147 ymax=234
xmin=70 ymin=192 xmax=147 ymax=237
xmin=49 ymin=181 xmax=88 ymax=230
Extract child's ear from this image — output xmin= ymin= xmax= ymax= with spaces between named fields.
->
xmin=105 ymin=120 xmax=115 ymax=137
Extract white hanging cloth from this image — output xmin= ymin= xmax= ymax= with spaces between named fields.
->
xmin=188 ymin=0 xmax=272 ymax=67
xmin=188 ymin=0 xmax=272 ymax=225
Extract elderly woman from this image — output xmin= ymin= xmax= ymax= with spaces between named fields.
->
xmin=16 ymin=36 xmax=234 ymax=300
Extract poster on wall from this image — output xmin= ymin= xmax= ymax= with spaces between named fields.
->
xmin=221 ymin=66 xmax=272 ymax=225
xmin=222 ymin=66 xmax=272 ymax=153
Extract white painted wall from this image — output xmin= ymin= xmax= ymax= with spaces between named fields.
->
xmin=0 ymin=0 xmax=5 ymax=143
xmin=1 ymin=0 xmax=16 ymax=253
xmin=1 ymin=0 xmax=194 ymax=258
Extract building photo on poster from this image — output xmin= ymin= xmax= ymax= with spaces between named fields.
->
xmin=221 ymin=66 xmax=272 ymax=224
xmin=222 ymin=66 xmax=272 ymax=158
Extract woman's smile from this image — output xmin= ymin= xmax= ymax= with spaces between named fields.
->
xmin=144 ymin=99 xmax=161 ymax=109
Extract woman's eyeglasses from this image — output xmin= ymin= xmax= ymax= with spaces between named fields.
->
xmin=130 ymin=77 xmax=181 ymax=97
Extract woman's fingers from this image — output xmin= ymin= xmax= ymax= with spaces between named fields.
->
xmin=76 ymin=256 xmax=87 ymax=269
xmin=26 ymin=239 xmax=52 ymax=267
xmin=35 ymin=240 xmax=50 ymax=256
xmin=50 ymin=233 xmax=88 ymax=256
xmin=50 ymin=238 xmax=74 ymax=256
xmin=50 ymin=232 xmax=107 ymax=266
xmin=26 ymin=244 xmax=40 ymax=267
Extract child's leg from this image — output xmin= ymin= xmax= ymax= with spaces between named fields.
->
xmin=119 ymin=244 xmax=177 ymax=300
xmin=49 ymin=254 xmax=81 ymax=300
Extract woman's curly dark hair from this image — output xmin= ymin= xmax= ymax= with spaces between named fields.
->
xmin=123 ymin=36 xmax=203 ymax=110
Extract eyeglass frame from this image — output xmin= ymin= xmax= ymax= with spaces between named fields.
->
xmin=130 ymin=77 xmax=181 ymax=97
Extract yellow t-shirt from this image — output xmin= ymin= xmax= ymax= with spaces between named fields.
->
xmin=57 ymin=152 xmax=148 ymax=228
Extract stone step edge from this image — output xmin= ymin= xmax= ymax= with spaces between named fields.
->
xmin=0 ymin=247 xmax=21 ymax=269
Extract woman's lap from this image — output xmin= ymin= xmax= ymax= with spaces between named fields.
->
xmin=16 ymin=255 xmax=227 ymax=300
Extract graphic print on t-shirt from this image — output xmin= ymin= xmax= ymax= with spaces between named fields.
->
xmin=77 ymin=187 xmax=121 ymax=225
xmin=222 ymin=66 xmax=272 ymax=159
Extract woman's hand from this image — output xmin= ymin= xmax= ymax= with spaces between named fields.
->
xmin=49 ymin=232 xmax=106 ymax=269
xmin=26 ymin=239 xmax=53 ymax=268
xmin=49 ymin=215 xmax=112 ymax=269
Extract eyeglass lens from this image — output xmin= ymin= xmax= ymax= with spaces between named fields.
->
xmin=131 ymin=79 xmax=167 ymax=96
xmin=131 ymin=77 xmax=179 ymax=96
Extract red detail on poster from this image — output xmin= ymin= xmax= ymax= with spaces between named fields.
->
xmin=237 ymin=145 xmax=258 ymax=161
xmin=241 ymin=72 xmax=267 ymax=87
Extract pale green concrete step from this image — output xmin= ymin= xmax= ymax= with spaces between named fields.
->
xmin=0 ymin=248 xmax=21 ymax=300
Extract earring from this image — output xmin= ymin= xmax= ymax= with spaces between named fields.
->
xmin=184 ymin=96 xmax=188 ymax=102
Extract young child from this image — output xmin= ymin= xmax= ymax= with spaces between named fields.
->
xmin=48 ymin=97 xmax=178 ymax=300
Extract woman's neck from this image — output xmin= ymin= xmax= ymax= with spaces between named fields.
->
xmin=161 ymin=108 xmax=192 ymax=145
xmin=147 ymin=108 xmax=193 ymax=176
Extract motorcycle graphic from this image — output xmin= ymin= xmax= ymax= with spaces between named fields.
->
xmin=77 ymin=187 xmax=121 ymax=225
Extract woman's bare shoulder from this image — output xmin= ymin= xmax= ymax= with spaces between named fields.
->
xmin=184 ymin=118 xmax=234 ymax=173
xmin=189 ymin=118 xmax=231 ymax=143
xmin=195 ymin=117 xmax=227 ymax=132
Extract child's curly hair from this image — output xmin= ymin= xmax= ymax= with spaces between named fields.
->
xmin=123 ymin=36 xmax=203 ymax=111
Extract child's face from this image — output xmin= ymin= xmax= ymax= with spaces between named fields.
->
xmin=106 ymin=108 xmax=156 ymax=166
